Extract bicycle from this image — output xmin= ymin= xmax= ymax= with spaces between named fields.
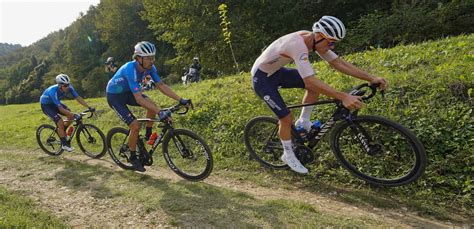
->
xmin=106 ymin=103 xmax=213 ymax=181
xmin=244 ymin=83 xmax=427 ymax=187
xmin=36 ymin=108 xmax=107 ymax=158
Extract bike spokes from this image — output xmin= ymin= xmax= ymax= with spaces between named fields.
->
xmin=244 ymin=117 xmax=287 ymax=169
xmin=163 ymin=129 xmax=213 ymax=181
xmin=36 ymin=124 xmax=63 ymax=156
xmin=335 ymin=118 xmax=422 ymax=184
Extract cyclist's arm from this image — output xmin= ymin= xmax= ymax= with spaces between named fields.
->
xmin=328 ymin=58 xmax=370 ymax=80
xmin=155 ymin=82 xmax=181 ymax=101
xmin=303 ymin=76 xmax=363 ymax=110
xmin=58 ymin=106 xmax=75 ymax=118
xmin=328 ymin=58 xmax=388 ymax=90
xmin=75 ymin=96 xmax=91 ymax=109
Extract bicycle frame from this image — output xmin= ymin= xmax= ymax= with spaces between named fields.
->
xmin=287 ymin=83 xmax=380 ymax=149
xmin=124 ymin=103 xmax=191 ymax=157
xmin=135 ymin=119 xmax=172 ymax=156
xmin=48 ymin=110 xmax=93 ymax=144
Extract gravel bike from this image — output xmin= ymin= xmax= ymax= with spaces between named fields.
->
xmin=244 ymin=83 xmax=427 ymax=187
xmin=106 ymin=103 xmax=213 ymax=181
xmin=36 ymin=108 xmax=107 ymax=158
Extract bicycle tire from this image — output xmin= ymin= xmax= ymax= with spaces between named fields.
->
xmin=106 ymin=127 xmax=134 ymax=170
xmin=330 ymin=115 xmax=427 ymax=187
xmin=162 ymin=128 xmax=213 ymax=181
xmin=36 ymin=124 xmax=64 ymax=156
xmin=243 ymin=116 xmax=289 ymax=170
xmin=76 ymin=124 xmax=107 ymax=158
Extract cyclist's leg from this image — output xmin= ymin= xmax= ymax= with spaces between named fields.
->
xmin=58 ymin=103 xmax=74 ymax=128
xmin=142 ymin=94 xmax=158 ymax=139
xmin=279 ymin=68 xmax=316 ymax=130
xmin=107 ymin=93 xmax=138 ymax=150
xmin=41 ymin=103 xmax=72 ymax=150
xmin=41 ymin=104 xmax=66 ymax=136
xmin=252 ymin=69 xmax=307 ymax=174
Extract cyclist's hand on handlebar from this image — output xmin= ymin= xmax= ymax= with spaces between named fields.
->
xmin=370 ymin=76 xmax=389 ymax=90
xmin=158 ymin=109 xmax=172 ymax=122
xmin=73 ymin=113 xmax=82 ymax=121
xmin=179 ymin=98 xmax=193 ymax=108
xmin=342 ymin=94 xmax=364 ymax=110
xmin=88 ymin=107 xmax=96 ymax=113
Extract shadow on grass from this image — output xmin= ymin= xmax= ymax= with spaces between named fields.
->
xmin=36 ymin=157 xmax=318 ymax=227
xmin=236 ymin=164 xmax=472 ymax=225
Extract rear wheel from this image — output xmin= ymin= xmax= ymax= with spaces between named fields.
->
xmin=331 ymin=115 xmax=427 ymax=186
xmin=244 ymin=116 xmax=288 ymax=169
xmin=162 ymin=128 xmax=213 ymax=181
xmin=76 ymin=124 xmax=107 ymax=158
xmin=36 ymin=124 xmax=64 ymax=156
xmin=106 ymin=127 xmax=134 ymax=170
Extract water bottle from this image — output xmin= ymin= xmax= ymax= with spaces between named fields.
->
xmin=295 ymin=124 xmax=307 ymax=140
xmin=308 ymin=120 xmax=321 ymax=139
xmin=66 ymin=126 xmax=74 ymax=136
xmin=64 ymin=126 xmax=73 ymax=142
xmin=147 ymin=132 xmax=158 ymax=145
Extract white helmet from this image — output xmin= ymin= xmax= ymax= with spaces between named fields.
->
xmin=133 ymin=41 xmax=156 ymax=57
xmin=55 ymin=74 xmax=70 ymax=85
xmin=312 ymin=16 xmax=346 ymax=41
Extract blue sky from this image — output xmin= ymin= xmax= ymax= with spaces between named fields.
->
xmin=0 ymin=0 xmax=100 ymax=46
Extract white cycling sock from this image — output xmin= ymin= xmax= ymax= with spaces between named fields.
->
xmin=281 ymin=140 xmax=294 ymax=156
xmin=299 ymin=105 xmax=314 ymax=121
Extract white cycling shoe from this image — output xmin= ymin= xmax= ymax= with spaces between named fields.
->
xmin=295 ymin=119 xmax=312 ymax=132
xmin=281 ymin=154 xmax=308 ymax=174
xmin=61 ymin=144 xmax=74 ymax=152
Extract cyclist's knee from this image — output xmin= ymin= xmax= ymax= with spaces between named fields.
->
xmin=279 ymin=113 xmax=293 ymax=126
xmin=56 ymin=119 xmax=65 ymax=129
xmin=129 ymin=120 xmax=140 ymax=132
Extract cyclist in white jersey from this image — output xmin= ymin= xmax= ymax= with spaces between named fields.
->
xmin=251 ymin=16 xmax=388 ymax=174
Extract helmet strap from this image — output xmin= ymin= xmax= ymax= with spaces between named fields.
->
xmin=313 ymin=38 xmax=325 ymax=52
xmin=138 ymin=56 xmax=147 ymax=71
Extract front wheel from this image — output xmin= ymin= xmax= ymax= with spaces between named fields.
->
xmin=106 ymin=127 xmax=134 ymax=170
xmin=330 ymin=115 xmax=427 ymax=187
xmin=76 ymin=124 xmax=107 ymax=158
xmin=36 ymin=124 xmax=64 ymax=156
xmin=162 ymin=129 xmax=213 ymax=181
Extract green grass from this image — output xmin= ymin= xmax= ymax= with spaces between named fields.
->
xmin=0 ymin=186 xmax=66 ymax=227
xmin=0 ymin=150 xmax=388 ymax=227
xmin=0 ymin=34 xmax=473 ymax=222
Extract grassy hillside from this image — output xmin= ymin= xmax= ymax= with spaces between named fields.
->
xmin=1 ymin=34 xmax=472 ymax=217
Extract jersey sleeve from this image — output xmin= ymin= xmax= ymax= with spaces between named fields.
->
xmin=150 ymin=65 xmax=161 ymax=83
xmin=317 ymin=50 xmax=338 ymax=62
xmin=287 ymin=40 xmax=315 ymax=78
xmin=126 ymin=66 xmax=142 ymax=94
xmin=69 ymin=86 xmax=79 ymax=98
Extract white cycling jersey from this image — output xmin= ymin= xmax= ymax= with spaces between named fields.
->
xmin=251 ymin=31 xmax=338 ymax=78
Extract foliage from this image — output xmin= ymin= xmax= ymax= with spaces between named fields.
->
xmin=0 ymin=43 xmax=22 ymax=57
xmin=0 ymin=0 xmax=473 ymax=105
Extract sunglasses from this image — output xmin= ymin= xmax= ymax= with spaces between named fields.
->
xmin=143 ymin=56 xmax=155 ymax=61
xmin=61 ymin=84 xmax=70 ymax=87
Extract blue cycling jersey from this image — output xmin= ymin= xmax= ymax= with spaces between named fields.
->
xmin=39 ymin=84 xmax=79 ymax=107
xmin=106 ymin=60 xmax=161 ymax=94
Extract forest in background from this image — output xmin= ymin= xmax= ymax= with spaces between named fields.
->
xmin=0 ymin=0 xmax=473 ymax=104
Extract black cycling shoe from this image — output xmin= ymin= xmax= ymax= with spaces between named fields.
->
xmin=130 ymin=155 xmax=146 ymax=172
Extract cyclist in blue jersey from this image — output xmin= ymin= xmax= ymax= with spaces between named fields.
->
xmin=40 ymin=74 xmax=95 ymax=152
xmin=106 ymin=41 xmax=192 ymax=172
